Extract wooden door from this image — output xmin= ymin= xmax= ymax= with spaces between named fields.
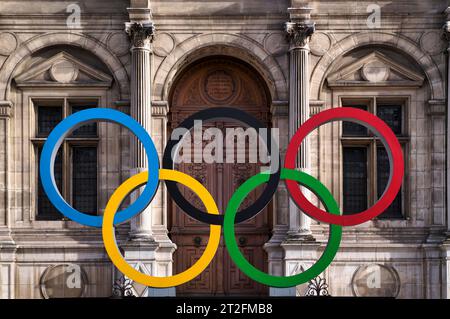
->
xmin=169 ymin=58 xmax=272 ymax=296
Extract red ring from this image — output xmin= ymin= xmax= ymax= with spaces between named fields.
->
xmin=284 ymin=107 xmax=404 ymax=226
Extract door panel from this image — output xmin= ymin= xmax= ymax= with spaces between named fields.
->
xmin=169 ymin=58 xmax=272 ymax=296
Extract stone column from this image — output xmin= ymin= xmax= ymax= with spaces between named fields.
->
xmin=285 ymin=6 xmax=315 ymax=240
xmin=264 ymin=101 xmax=290 ymax=294
xmin=125 ymin=21 xmax=155 ymax=241
xmin=444 ymin=10 xmax=450 ymax=237
xmin=442 ymin=8 xmax=450 ymax=298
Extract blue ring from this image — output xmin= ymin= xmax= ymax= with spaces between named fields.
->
xmin=40 ymin=108 xmax=160 ymax=227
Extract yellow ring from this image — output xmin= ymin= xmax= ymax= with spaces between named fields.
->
xmin=102 ymin=169 xmax=221 ymax=288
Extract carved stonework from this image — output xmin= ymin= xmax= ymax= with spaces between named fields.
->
xmin=285 ymin=21 xmax=315 ymax=49
xmin=443 ymin=8 xmax=450 ymax=43
xmin=125 ymin=22 xmax=155 ymax=50
xmin=0 ymin=101 xmax=12 ymax=118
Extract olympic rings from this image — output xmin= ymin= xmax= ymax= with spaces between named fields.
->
xmin=224 ymin=169 xmax=342 ymax=287
xmin=39 ymin=106 xmax=404 ymax=289
xmin=163 ymin=107 xmax=281 ymax=225
xmin=285 ymin=107 xmax=404 ymax=226
xmin=102 ymin=169 xmax=221 ymax=288
xmin=39 ymin=108 xmax=160 ymax=227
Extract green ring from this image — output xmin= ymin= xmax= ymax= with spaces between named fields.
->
xmin=223 ymin=168 xmax=342 ymax=288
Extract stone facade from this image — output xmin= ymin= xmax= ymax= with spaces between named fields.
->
xmin=0 ymin=0 xmax=449 ymax=298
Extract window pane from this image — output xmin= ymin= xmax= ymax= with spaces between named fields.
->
xmin=377 ymin=105 xmax=402 ymax=135
xmin=72 ymin=147 xmax=97 ymax=215
xmin=71 ymin=104 xmax=98 ymax=137
xmin=342 ymin=105 xmax=369 ymax=136
xmin=343 ymin=147 xmax=368 ymax=214
xmin=37 ymin=147 xmax=63 ymax=220
xmin=38 ymin=107 xmax=62 ymax=137
xmin=377 ymin=147 xmax=403 ymax=219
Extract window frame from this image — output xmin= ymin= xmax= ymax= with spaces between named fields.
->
xmin=339 ymin=95 xmax=410 ymax=221
xmin=26 ymin=91 xmax=105 ymax=225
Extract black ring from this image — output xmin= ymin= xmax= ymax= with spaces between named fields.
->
xmin=163 ymin=107 xmax=281 ymax=225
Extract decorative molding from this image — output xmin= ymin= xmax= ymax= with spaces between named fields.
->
xmin=271 ymin=100 xmax=289 ymax=116
xmin=0 ymin=32 xmax=18 ymax=56
xmin=14 ymin=51 xmax=113 ymax=88
xmin=125 ymin=22 xmax=155 ymax=50
xmin=327 ymin=51 xmax=425 ymax=88
xmin=287 ymin=6 xmax=313 ymax=22
xmin=309 ymin=32 xmax=331 ymax=56
xmin=310 ymin=100 xmax=325 ymax=115
xmin=114 ymin=100 xmax=131 ymax=114
xmin=153 ymin=32 xmax=176 ymax=57
xmin=0 ymin=100 xmax=12 ymax=117
xmin=152 ymin=100 xmax=169 ymax=116
xmin=427 ymin=99 xmax=446 ymax=116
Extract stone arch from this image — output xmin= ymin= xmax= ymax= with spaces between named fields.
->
xmin=153 ymin=33 xmax=288 ymax=102
xmin=0 ymin=32 xmax=129 ymax=100
xmin=311 ymin=31 xmax=444 ymax=101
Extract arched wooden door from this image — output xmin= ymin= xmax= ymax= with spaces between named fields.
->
xmin=168 ymin=57 xmax=272 ymax=296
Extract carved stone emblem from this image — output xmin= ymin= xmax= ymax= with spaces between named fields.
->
xmin=40 ymin=264 xmax=88 ymax=299
xmin=50 ymin=60 xmax=79 ymax=83
xmin=0 ymin=32 xmax=18 ymax=56
xmin=361 ymin=61 xmax=390 ymax=83
xmin=204 ymin=70 xmax=236 ymax=103
xmin=309 ymin=32 xmax=331 ymax=56
xmin=352 ymin=264 xmax=400 ymax=297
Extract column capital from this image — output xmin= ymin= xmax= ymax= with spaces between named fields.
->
xmin=285 ymin=21 xmax=315 ymax=50
xmin=125 ymin=22 xmax=155 ymax=51
xmin=285 ymin=5 xmax=315 ymax=50
xmin=443 ymin=7 xmax=450 ymax=43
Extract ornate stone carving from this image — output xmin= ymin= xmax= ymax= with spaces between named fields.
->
xmin=0 ymin=32 xmax=17 ymax=56
xmin=50 ymin=60 xmax=79 ymax=84
xmin=204 ymin=70 xmax=236 ymax=103
xmin=125 ymin=22 xmax=155 ymax=50
xmin=153 ymin=32 xmax=175 ymax=57
xmin=361 ymin=60 xmax=390 ymax=82
xmin=443 ymin=8 xmax=450 ymax=44
xmin=420 ymin=31 xmax=446 ymax=56
xmin=108 ymin=31 xmax=131 ymax=56
xmin=309 ymin=32 xmax=331 ymax=56
xmin=285 ymin=21 xmax=315 ymax=49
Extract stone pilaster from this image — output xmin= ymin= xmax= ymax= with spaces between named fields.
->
xmin=0 ymin=101 xmax=16 ymax=299
xmin=285 ymin=5 xmax=315 ymax=240
xmin=427 ymin=100 xmax=446 ymax=230
xmin=125 ymin=20 xmax=155 ymax=241
xmin=441 ymin=8 xmax=450 ymax=298
xmin=264 ymin=101 xmax=289 ymax=278
xmin=444 ymin=9 xmax=450 ymax=237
